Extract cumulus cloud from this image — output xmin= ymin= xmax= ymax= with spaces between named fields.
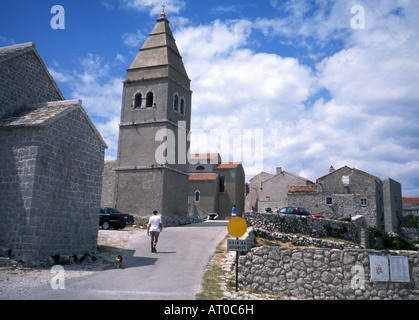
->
xmin=49 ymin=0 xmax=419 ymax=195
xmin=120 ymin=0 xmax=185 ymax=16
xmin=173 ymin=0 xmax=419 ymax=194
xmin=49 ymin=54 xmax=124 ymax=160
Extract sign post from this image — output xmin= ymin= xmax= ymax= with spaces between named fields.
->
xmin=227 ymin=217 xmax=248 ymax=292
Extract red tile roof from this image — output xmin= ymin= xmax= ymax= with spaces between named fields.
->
xmin=189 ymin=173 xmax=219 ymax=181
xmin=288 ymin=185 xmax=318 ymax=193
xmin=402 ymin=197 xmax=419 ymax=204
xmin=216 ymin=162 xmax=241 ymax=169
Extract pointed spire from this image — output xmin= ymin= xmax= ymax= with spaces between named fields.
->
xmin=126 ymin=11 xmax=190 ymax=87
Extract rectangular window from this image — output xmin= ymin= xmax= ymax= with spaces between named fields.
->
xmin=326 ymin=197 xmax=332 ymax=205
xmin=361 ymin=198 xmax=367 ymax=206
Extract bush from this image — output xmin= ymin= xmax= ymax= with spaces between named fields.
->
xmin=368 ymin=227 xmax=417 ymax=251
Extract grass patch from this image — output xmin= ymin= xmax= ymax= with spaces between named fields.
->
xmin=196 ymin=263 xmax=226 ymax=300
xmin=196 ymin=237 xmax=228 ymax=300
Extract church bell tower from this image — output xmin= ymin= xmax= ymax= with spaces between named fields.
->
xmin=114 ymin=10 xmax=191 ymax=221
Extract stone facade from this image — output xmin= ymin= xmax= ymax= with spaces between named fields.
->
xmin=100 ymin=160 xmax=117 ymax=208
xmin=0 ymin=43 xmax=63 ymax=119
xmin=383 ymin=178 xmax=403 ymax=233
xmin=246 ymin=212 xmax=367 ymax=246
xmin=0 ymin=43 xmax=107 ymax=263
xmin=288 ymin=166 xmax=384 ymax=228
xmin=0 ymin=101 xmax=106 ymax=263
xmin=238 ymin=246 xmax=419 ymax=300
xmin=189 ymin=153 xmax=245 ymax=219
xmin=245 ymin=168 xmax=313 ymax=213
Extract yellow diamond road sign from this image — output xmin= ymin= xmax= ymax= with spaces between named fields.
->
xmin=227 ymin=217 xmax=247 ymax=238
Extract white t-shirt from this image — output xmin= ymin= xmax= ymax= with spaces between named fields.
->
xmin=148 ymin=215 xmax=162 ymax=232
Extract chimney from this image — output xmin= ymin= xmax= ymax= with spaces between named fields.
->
xmin=276 ymin=167 xmax=282 ymax=174
xmin=329 ymin=166 xmax=335 ymax=173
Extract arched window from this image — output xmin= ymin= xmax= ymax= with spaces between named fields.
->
xmin=196 ymin=165 xmax=205 ymax=171
xmin=146 ymin=92 xmax=154 ymax=108
xmin=135 ymin=93 xmax=142 ymax=109
xmin=180 ymin=98 xmax=185 ymax=115
xmin=195 ymin=190 xmax=200 ymax=202
xmin=174 ymin=94 xmax=179 ymax=112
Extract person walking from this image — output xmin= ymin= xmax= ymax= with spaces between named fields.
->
xmin=231 ymin=205 xmax=237 ymax=217
xmin=147 ymin=210 xmax=162 ymax=253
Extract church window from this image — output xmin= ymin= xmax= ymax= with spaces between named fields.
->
xmin=195 ymin=190 xmax=200 ymax=202
xmin=173 ymin=94 xmax=179 ymax=112
xmin=135 ymin=93 xmax=142 ymax=109
xmin=146 ymin=92 xmax=154 ymax=108
xmin=180 ymin=98 xmax=185 ymax=115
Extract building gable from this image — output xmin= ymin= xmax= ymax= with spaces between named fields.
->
xmin=0 ymin=42 xmax=64 ymax=120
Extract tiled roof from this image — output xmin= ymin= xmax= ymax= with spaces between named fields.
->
xmin=190 ymin=153 xmax=220 ymax=160
xmin=402 ymin=197 xmax=419 ymax=204
xmin=0 ymin=100 xmax=80 ymax=127
xmin=189 ymin=173 xmax=219 ymax=181
xmin=318 ymin=166 xmax=381 ymax=181
xmin=288 ymin=185 xmax=318 ymax=193
xmin=0 ymin=100 xmax=108 ymax=148
xmin=216 ymin=162 xmax=241 ymax=169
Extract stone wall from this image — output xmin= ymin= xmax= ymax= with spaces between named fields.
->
xmin=0 ymin=106 xmax=105 ymax=263
xmin=246 ymin=212 xmax=366 ymax=246
xmin=101 ymin=160 xmax=117 ymax=208
xmin=0 ymin=44 xmax=63 ymax=119
xmin=238 ymin=246 xmax=419 ymax=300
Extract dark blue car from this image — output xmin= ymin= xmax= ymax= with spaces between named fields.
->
xmin=99 ymin=207 xmax=134 ymax=230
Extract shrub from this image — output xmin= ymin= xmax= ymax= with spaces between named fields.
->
xmin=368 ymin=227 xmax=417 ymax=251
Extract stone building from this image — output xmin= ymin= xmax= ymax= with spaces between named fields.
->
xmin=0 ymin=43 xmax=107 ymax=263
xmin=112 ymin=11 xmax=191 ymax=222
xmin=402 ymin=197 xmax=419 ymax=218
xmin=288 ymin=166 xmax=385 ymax=228
xmin=245 ymin=168 xmax=314 ymax=213
xmin=189 ymin=153 xmax=245 ymax=219
xmin=383 ymin=178 xmax=403 ymax=233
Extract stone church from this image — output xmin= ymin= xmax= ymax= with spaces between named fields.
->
xmin=102 ymin=11 xmax=246 ymax=223
xmin=107 ymin=11 xmax=192 ymax=224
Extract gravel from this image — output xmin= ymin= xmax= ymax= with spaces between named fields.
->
xmin=0 ymin=228 xmax=146 ymax=298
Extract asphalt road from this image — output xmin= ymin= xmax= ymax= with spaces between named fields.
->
xmin=6 ymin=220 xmax=229 ymax=300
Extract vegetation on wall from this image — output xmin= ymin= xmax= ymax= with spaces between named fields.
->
xmin=368 ymin=227 xmax=418 ymax=251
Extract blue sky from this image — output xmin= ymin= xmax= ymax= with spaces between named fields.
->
xmin=1 ymin=0 xmax=419 ymax=196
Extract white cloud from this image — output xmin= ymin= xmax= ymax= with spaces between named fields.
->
xmin=51 ymin=54 xmax=123 ymax=160
xmin=122 ymin=29 xmax=147 ymax=48
xmin=50 ymin=0 xmax=419 ymax=195
xmin=120 ymin=0 xmax=185 ymax=16
xmin=173 ymin=0 xmax=419 ymax=195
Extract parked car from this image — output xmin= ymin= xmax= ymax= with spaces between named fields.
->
xmin=207 ymin=213 xmax=219 ymax=220
xmin=309 ymin=214 xmax=325 ymax=218
xmin=279 ymin=207 xmax=324 ymax=218
xmin=99 ymin=207 xmax=134 ymax=230
xmin=279 ymin=206 xmax=310 ymax=216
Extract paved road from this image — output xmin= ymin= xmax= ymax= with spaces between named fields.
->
xmin=5 ymin=220 xmax=228 ymax=300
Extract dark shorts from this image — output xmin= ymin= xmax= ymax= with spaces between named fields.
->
xmin=150 ymin=231 xmax=160 ymax=238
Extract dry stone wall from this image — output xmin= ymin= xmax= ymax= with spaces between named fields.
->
xmin=238 ymin=246 xmax=419 ymax=300
xmin=246 ymin=212 xmax=365 ymax=245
